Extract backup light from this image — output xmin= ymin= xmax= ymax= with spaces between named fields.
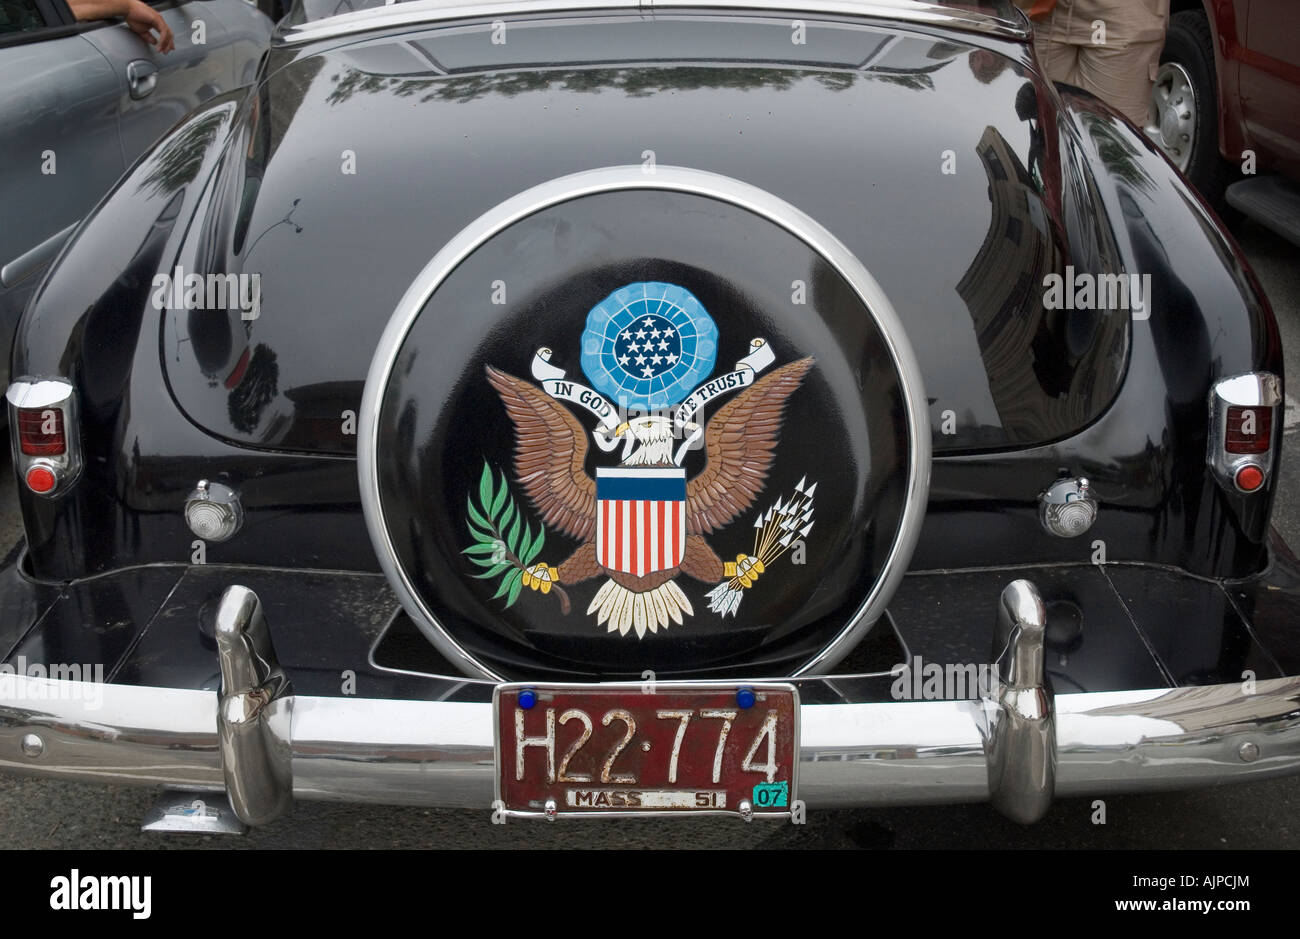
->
xmin=184 ymin=480 xmax=244 ymax=543
xmin=1039 ymin=477 xmax=1097 ymax=538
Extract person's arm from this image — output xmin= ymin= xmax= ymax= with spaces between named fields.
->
xmin=66 ymin=0 xmax=176 ymax=53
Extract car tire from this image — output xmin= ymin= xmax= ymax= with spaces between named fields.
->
xmin=1152 ymin=10 xmax=1237 ymax=215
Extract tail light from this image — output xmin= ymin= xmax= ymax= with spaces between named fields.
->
xmin=16 ymin=406 xmax=66 ymax=456
xmin=1208 ymin=373 xmax=1281 ymax=495
xmin=1223 ymin=405 xmax=1272 ymax=454
xmin=5 ymin=378 xmax=82 ymax=498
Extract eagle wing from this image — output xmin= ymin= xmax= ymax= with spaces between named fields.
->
xmin=485 ymin=366 xmax=596 ymax=542
xmin=685 ymin=356 xmax=814 ymax=534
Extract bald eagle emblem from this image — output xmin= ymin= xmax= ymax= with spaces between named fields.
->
xmin=465 ymin=282 xmax=815 ymax=638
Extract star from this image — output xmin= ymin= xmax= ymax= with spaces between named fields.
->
xmin=635 ymin=355 xmax=647 ymax=366
xmin=641 ymin=366 xmax=655 ymax=378
xmin=666 ymin=353 xmax=679 ymax=364
xmin=642 ymin=318 xmax=655 ymax=328
xmin=626 ymin=341 xmax=640 ymax=353
xmin=618 ymin=354 xmax=630 ymax=366
xmin=650 ymin=354 xmax=663 ymax=365
xmin=635 ymin=329 xmax=647 ymax=340
xmin=663 ymin=326 xmax=675 ymax=336
xmin=650 ymin=328 xmax=661 ymax=339
xmin=658 ymin=339 xmax=670 ymax=350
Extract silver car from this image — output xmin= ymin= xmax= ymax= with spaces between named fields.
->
xmin=0 ymin=0 xmax=272 ymax=386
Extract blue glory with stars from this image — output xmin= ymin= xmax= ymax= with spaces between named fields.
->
xmin=580 ymin=281 xmax=719 ymax=412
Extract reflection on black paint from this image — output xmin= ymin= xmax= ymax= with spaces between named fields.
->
xmin=326 ymin=65 xmax=809 ymax=106
xmin=165 ymin=25 xmax=1131 ymax=458
xmin=227 ymin=343 xmax=279 ymax=434
xmin=955 ymin=122 xmax=1093 ymax=443
xmin=135 ymin=110 xmax=232 ymax=200
xmin=1080 ymin=111 xmax=1157 ymax=197
xmin=187 ymin=308 xmax=236 ymax=383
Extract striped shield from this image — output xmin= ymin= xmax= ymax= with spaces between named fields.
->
xmin=595 ymin=467 xmax=687 ymax=577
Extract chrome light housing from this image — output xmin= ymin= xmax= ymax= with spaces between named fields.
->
xmin=1208 ymin=372 xmax=1281 ymax=494
xmin=1039 ymin=477 xmax=1097 ymax=538
xmin=185 ymin=480 xmax=244 ymax=542
xmin=5 ymin=377 xmax=82 ymax=498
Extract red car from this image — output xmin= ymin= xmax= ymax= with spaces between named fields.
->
xmin=1152 ymin=1 xmax=1300 ymax=242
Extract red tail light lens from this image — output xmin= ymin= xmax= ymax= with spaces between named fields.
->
xmin=1224 ymin=406 xmax=1271 ymax=454
xmin=25 ymin=466 xmax=57 ymax=494
xmin=17 ymin=406 xmax=66 ymax=456
xmin=1235 ymin=465 xmax=1265 ymax=492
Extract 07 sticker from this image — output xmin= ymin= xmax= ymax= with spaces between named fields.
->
xmin=752 ymin=780 xmax=789 ymax=808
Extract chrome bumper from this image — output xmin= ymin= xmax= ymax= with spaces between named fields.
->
xmin=2 ymin=583 xmax=1299 ymax=824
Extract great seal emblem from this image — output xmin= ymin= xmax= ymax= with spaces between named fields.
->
xmin=465 ymin=281 xmax=816 ymax=637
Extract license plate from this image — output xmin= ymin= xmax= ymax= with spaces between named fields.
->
xmin=494 ymin=683 xmax=799 ymax=818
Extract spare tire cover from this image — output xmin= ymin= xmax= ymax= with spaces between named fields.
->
xmin=359 ymin=166 xmax=929 ymax=681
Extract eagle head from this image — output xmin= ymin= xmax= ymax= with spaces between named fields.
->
xmin=615 ymin=414 xmax=680 ymax=466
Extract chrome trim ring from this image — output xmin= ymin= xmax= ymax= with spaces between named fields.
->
xmin=1231 ymin=462 xmax=1266 ymax=494
xmin=277 ymin=0 xmax=1030 ymax=48
xmin=21 ymin=458 xmax=64 ymax=497
xmin=358 ymin=164 xmax=932 ymax=681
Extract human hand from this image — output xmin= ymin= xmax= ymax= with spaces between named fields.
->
xmin=124 ymin=0 xmax=175 ymax=54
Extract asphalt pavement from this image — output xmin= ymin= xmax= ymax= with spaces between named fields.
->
xmin=1 ymin=220 xmax=1297 ymax=849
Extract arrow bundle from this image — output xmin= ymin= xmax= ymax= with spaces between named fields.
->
xmin=747 ymin=476 xmax=816 ymax=577
xmin=705 ymin=477 xmax=816 ymax=617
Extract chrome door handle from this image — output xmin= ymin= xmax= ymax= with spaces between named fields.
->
xmin=127 ymin=60 xmax=158 ymax=100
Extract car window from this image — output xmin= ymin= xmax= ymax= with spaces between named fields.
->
xmin=0 ymin=0 xmax=46 ymax=33
xmin=286 ymin=0 xmax=1025 ymax=29
xmin=0 ymin=0 xmax=80 ymax=44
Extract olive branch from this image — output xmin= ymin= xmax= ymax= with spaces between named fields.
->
xmin=463 ymin=462 xmax=569 ymax=612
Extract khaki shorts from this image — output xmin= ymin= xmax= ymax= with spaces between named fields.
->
xmin=1029 ymin=0 xmax=1170 ymax=126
